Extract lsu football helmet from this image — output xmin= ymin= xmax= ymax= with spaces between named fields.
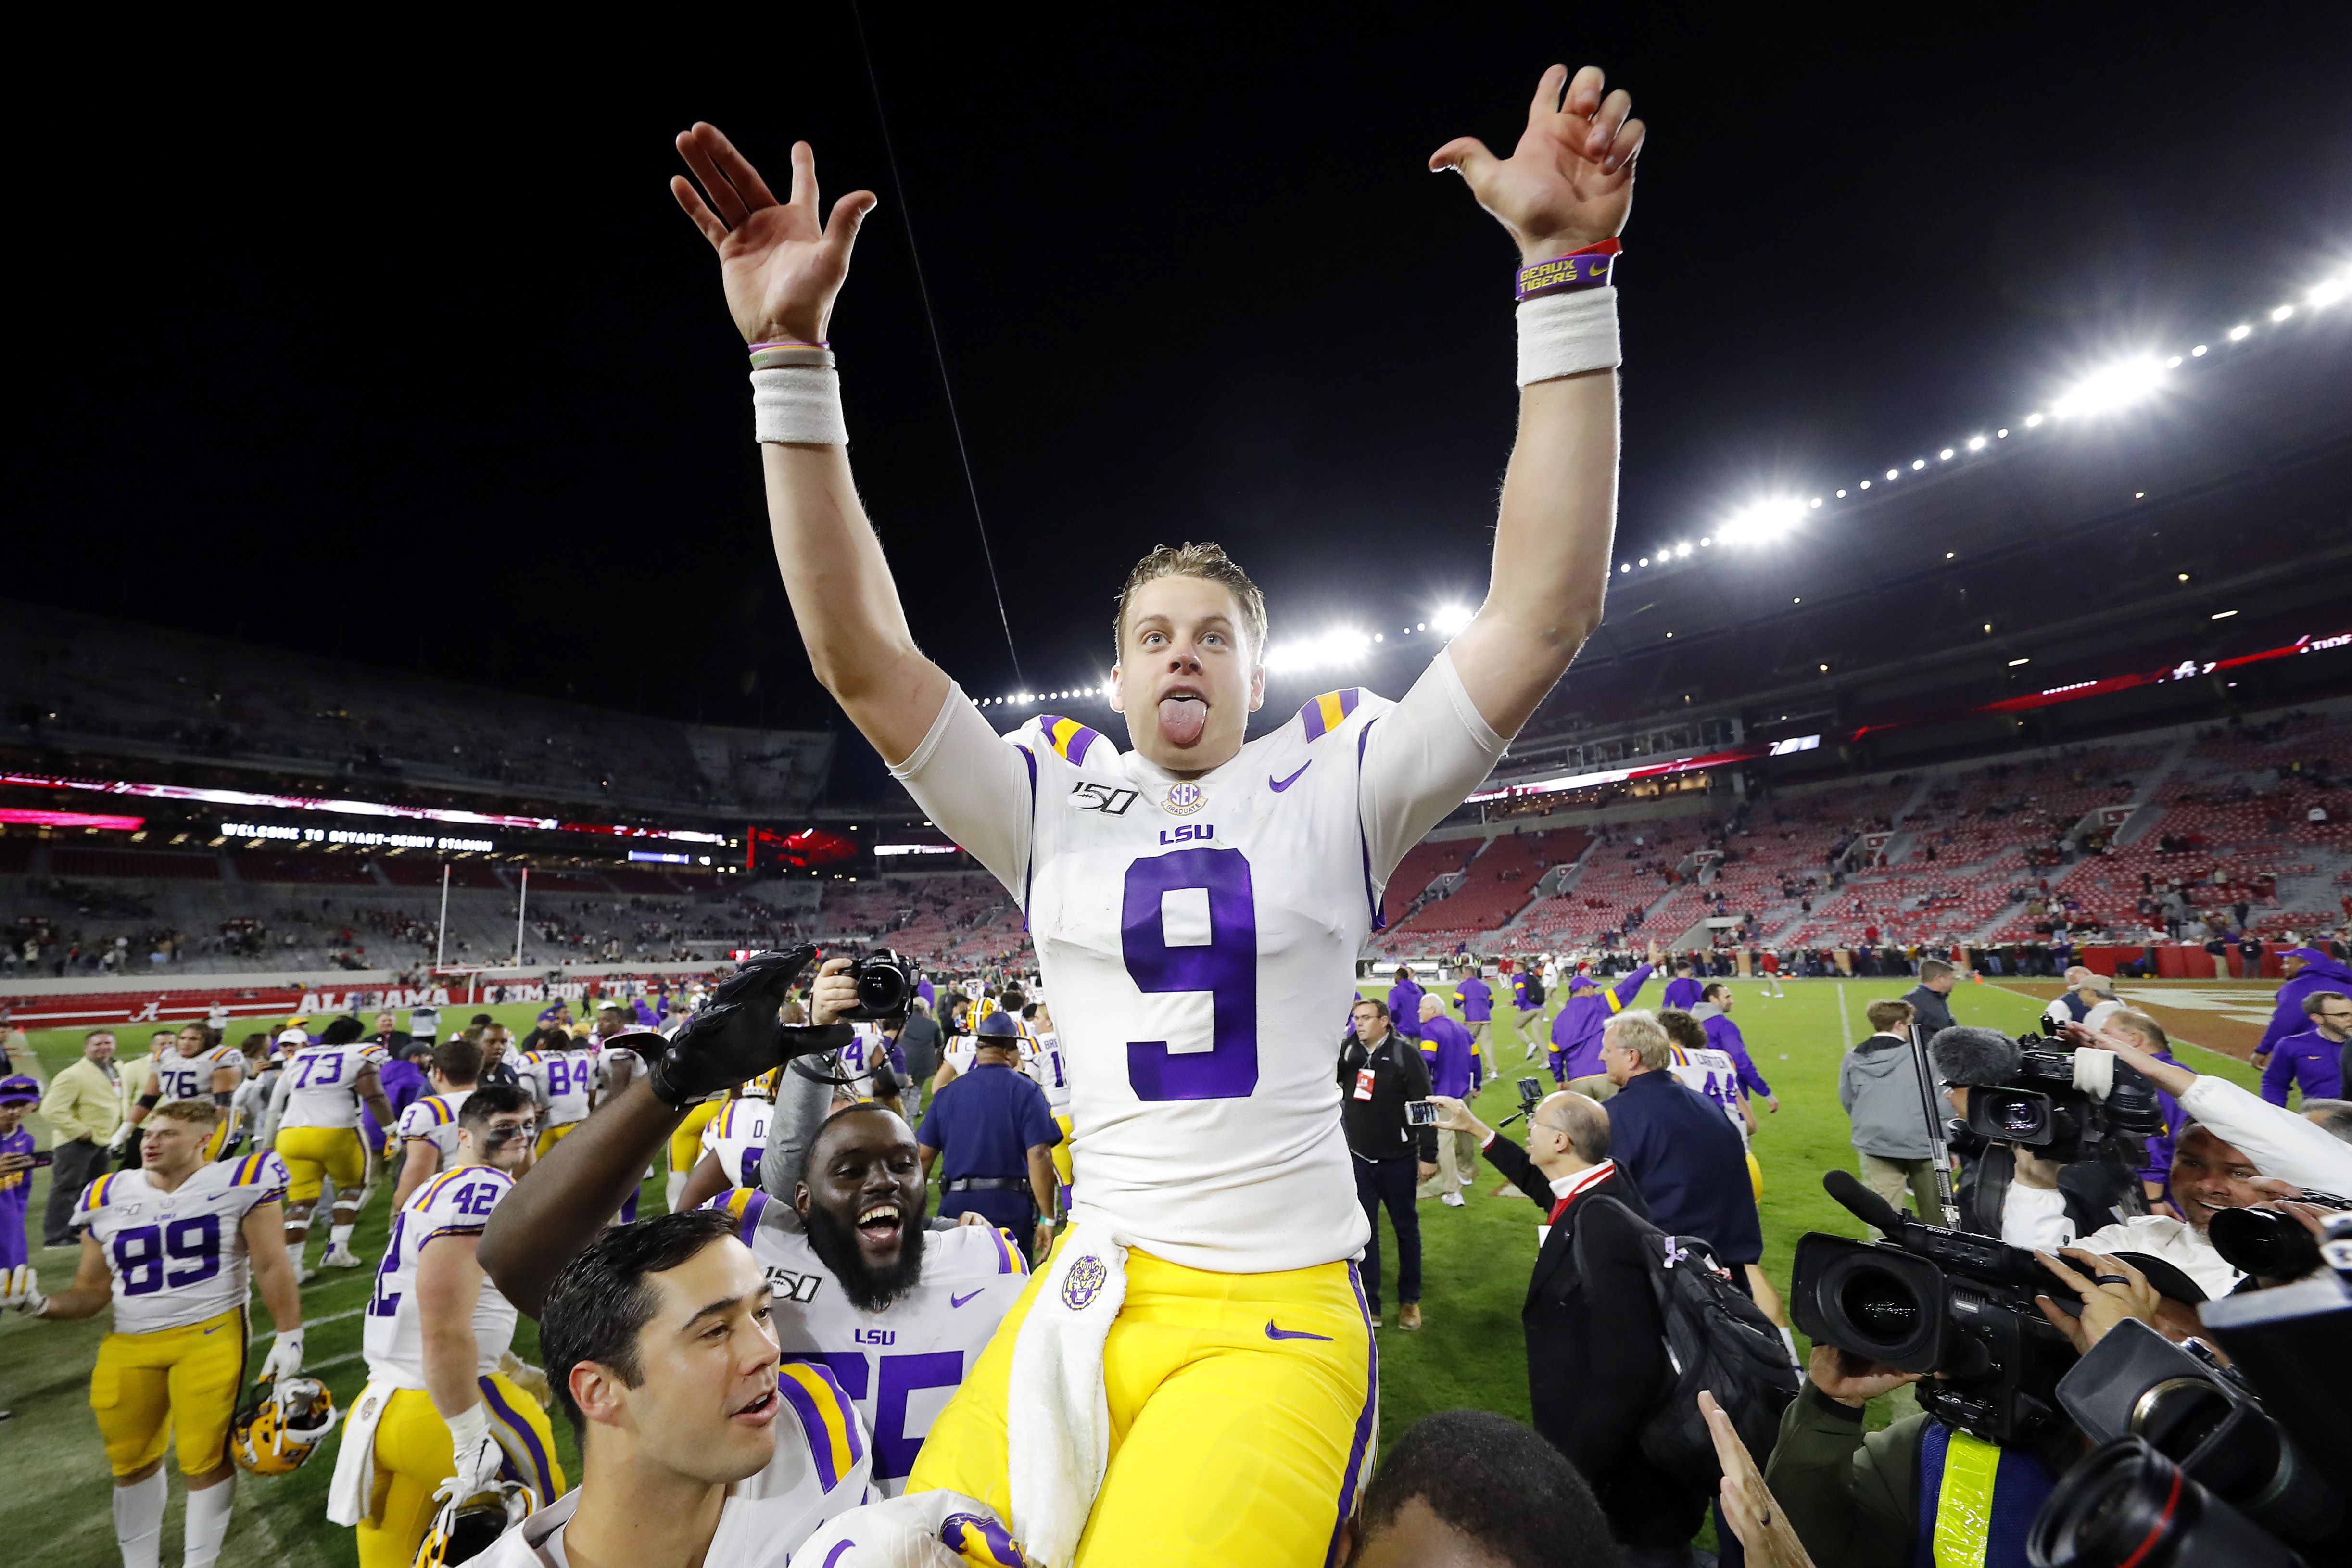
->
xmin=414 ymin=1479 xmax=540 ymax=1568
xmin=231 ymin=1374 xmax=340 ymax=1475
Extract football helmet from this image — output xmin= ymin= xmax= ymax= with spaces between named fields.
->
xmin=231 ymin=1374 xmax=340 ymax=1475
xmin=414 ymin=1479 xmax=539 ymax=1568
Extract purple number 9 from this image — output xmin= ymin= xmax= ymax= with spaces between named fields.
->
xmin=1122 ymin=848 xmax=1258 ymax=1100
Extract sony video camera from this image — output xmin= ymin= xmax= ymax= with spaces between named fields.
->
xmin=839 ymin=949 xmax=919 ymax=1022
xmin=1792 ymin=1170 xmax=2083 ymax=1444
xmin=1940 ymin=1028 xmax=2168 ymax=1165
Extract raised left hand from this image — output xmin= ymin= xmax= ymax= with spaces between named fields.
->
xmin=1432 ymin=65 xmax=1645 ymax=263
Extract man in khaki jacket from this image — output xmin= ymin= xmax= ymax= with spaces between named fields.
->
xmin=38 ymin=1028 xmax=120 ymax=1247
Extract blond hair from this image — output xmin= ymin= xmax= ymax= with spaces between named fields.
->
xmin=1866 ymin=999 xmax=1917 ymax=1034
xmin=149 ymin=1099 xmax=222 ymax=1128
xmin=1113 ymin=542 xmax=1268 ymax=663
xmin=1606 ymin=1010 xmax=1674 ymax=1072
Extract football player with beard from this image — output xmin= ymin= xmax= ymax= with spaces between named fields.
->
xmin=481 ymin=949 xmax=1026 ymax=1496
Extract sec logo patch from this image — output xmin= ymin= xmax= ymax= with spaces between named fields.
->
xmin=1162 ymin=781 xmax=1205 ymax=816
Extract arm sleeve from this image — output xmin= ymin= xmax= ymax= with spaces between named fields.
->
xmin=1764 ymin=1389 xmax=1920 ymax=1568
xmin=758 ymin=1060 xmax=837 ymax=1218
xmin=1725 ymin=1025 xmax=1772 ymax=1096
xmin=2178 ymin=1074 xmax=2352 ymax=1191
xmin=887 ymin=685 xmax=1037 ymax=902
xmin=2259 ymin=1050 xmax=2292 ymax=1106
xmin=1357 ymin=648 xmax=1509 ymax=884
xmin=1478 ymin=1134 xmax=1556 ymax=1209
xmin=2256 ymin=997 xmax=2302 ymax=1058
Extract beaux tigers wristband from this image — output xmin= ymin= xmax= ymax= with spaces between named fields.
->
xmin=1515 ymin=239 xmax=1621 ymax=302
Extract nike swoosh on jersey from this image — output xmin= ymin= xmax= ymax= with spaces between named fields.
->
xmin=1264 ymin=1320 xmax=1333 ymax=1341
xmin=1269 ymin=762 xmax=1312 ymax=793
xmin=951 ymin=1289 xmax=985 ymax=1309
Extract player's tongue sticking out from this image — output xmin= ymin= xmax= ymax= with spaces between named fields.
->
xmin=1158 ymin=693 xmax=1209 ymax=747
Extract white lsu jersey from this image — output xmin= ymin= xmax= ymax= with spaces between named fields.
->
xmin=519 ymin=1046 xmax=597 ymax=1127
xmin=75 ymin=1152 xmax=288 ymax=1334
xmin=276 ymin=1039 xmax=388 ymax=1129
xmin=710 ymin=1187 xmax=1029 ymax=1495
xmin=1019 ymin=1031 xmax=1072 ymax=1115
xmin=365 ymin=1164 xmax=518 ymax=1387
xmin=394 ymin=1090 xmax=475 ymax=1173
xmin=1669 ymin=1046 xmax=1751 ymax=1147
xmin=890 ymin=650 xmax=1505 ymax=1271
xmin=150 ymin=1045 xmax=245 ymax=1105
xmin=701 ymin=1099 xmax=774 ymax=1190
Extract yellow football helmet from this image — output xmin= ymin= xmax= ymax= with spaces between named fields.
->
xmin=414 ymin=1479 xmax=539 ymax=1568
xmin=231 ymin=1375 xmax=340 ymax=1475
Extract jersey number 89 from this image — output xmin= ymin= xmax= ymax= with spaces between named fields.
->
xmin=113 ymin=1216 xmax=222 ymax=1295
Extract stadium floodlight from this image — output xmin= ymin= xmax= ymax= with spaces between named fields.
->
xmin=1639 ymin=556 xmax=1649 ymax=566
xmin=1835 ymin=489 xmax=1847 ymax=498
xmin=2228 ymin=323 xmax=2251 ymax=340
xmin=1719 ymin=496 xmax=1806 ymax=545
xmin=1429 ymin=603 xmax=1474 ymax=635
xmin=1674 ymin=542 xmax=1693 ymax=558
xmin=1262 ymin=627 xmax=1373 ymax=674
xmin=1859 ymin=480 xmax=1871 ymax=489
xmin=1911 ymin=458 xmax=1927 ymax=470
xmin=2164 ymin=355 xmax=2183 ymax=368
xmin=1997 ymin=428 xmax=2010 ymax=438
xmin=1939 ymin=448 xmax=1954 ymax=461
xmin=1809 ymin=498 xmax=1823 ymax=508
xmin=2212 ymin=609 xmax=2238 ymax=620
xmin=2310 ymin=273 xmax=2348 ymax=308
xmin=1701 ymin=536 xmax=1713 ymax=545
xmin=2008 ymin=658 xmax=2031 ymax=667
xmin=1967 ymin=436 xmax=1986 ymax=451
xmin=2191 ymin=345 xmax=2208 ymax=356
xmin=2024 ymin=412 xmax=2044 ymax=426
xmin=1617 ymin=565 xmax=1629 ymax=574
xmin=2050 ymin=356 xmax=2167 ymax=419
xmin=1886 ymin=468 xmax=1899 ymax=479
xmin=2269 ymin=304 xmax=2293 ymax=322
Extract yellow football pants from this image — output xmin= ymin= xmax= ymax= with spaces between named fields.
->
xmin=670 ymin=1100 xmax=723 ymax=1176
xmin=910 ymin=1239 xmax=1375 ymax=1567
xmin=275 ymin=1125 xmax=367 ymax=1203
xmin=355 ymin=1376 xmax=567 ymax=1568
xmin=90 ymin=1307 xmax=245 ymax=1477
xmin=534 ymin=1121 xmax=582 ymax=1162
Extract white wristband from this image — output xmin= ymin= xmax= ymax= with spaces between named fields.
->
xmin=752 ymin=366 xmax=849 ymax=445
xmin=1516 ymin=287 xmax=1622 ymax=386
xmin=444 ymin=1398 xmax=491 ymax=1454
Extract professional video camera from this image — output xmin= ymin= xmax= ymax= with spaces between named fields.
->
xmin=838 ymin=949 xmax=919 ymax=1022
xmin=2024 ymin=1239 xmax=2352 ymax=1565
xmin=1937 ymin=1027 xmax=2167 ymax=1165
xmin=1791 ymin=1170 xmax=2083 ymax=1444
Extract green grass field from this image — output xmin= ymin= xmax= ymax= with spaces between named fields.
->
xmin=0 ymin=980 xmax=2268 ymax=1566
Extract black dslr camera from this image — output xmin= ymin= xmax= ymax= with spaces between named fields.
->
xmin=1943 ymin=1032 xmax=2167 ymax=1164
xmin=839 ymin=949 xmax=919 ymax=1022
xmin=1791 ymin=1171 xmax=2081 ymax=1444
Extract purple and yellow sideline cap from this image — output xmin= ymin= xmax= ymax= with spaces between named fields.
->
xmin=0 ymin=1074 xmax=40 ymax=1105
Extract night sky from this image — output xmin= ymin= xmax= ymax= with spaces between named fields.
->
xmin=18 ymin=10 xmax=2352 ymax=801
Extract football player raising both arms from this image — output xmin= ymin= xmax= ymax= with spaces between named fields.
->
xmin=7 ymin=1101 xmax=305 ymax=1568
xmin=662 ymin=55 xmax=1642 ymax=1565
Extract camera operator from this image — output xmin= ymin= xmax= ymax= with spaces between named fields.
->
xmin=2065 ymin=1018 xmax=2352 ymax=1196
xmin=1933 ymin=1027 xmax=2135 ymax=1252
xmin=1428 ymin=1089 xmax=1717 ymax=1558
xmin=1766 ymin=1248 xmax=2179 ymax=1568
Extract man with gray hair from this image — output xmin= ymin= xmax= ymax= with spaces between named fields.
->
xmin=1595 ymin=1010 xmax=1762 ymax=1278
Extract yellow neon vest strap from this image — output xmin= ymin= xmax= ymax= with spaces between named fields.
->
xmin=1933 ymin=1428 xmax=2002 ymax=1568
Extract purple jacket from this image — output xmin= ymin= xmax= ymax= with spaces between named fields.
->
xmin=1661 ymin=976 xmax=1704 ymax=1011
xmin=2261 ymin=1028 xmax=2345 ymax=1105
xmin=378 ymin=1057 xmax=430 ymax=1118
xmin=1697 ymin=1009 xmax=1773 ymax=1098
xmin=1550 ymin=965 xmax=1654 ymax=1079
xmin=1455 ymin=976 xmax=1493 ymax=1022
xmin=1389 ymin=981 xmax=1426 ymax=1040
xmin=2256 ymin=949 xmax=2352 ymax=1057
xmin=1419 ymin=1015 xmax=1477 ymax=1099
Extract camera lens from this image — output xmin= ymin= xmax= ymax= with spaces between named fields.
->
xmin=1993 ymin=1095 xmax=2044 ymax=1136
xmin=2028 ymin=1436 xmax=2302 ymax=1568
xmin=2207 ymin=1207 xmax=2324 ymax=1283
xmin=1837 ymin=1266 xmax=1921 ymax=1348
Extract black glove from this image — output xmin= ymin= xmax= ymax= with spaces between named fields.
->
xmin=645 ymin=946 xmax=851 ymax=1107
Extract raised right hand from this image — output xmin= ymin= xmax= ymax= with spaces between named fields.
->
xmin=672 ymin=126 xmax=878 ymax=346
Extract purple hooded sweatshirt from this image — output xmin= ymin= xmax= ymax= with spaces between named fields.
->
xmin=1549 ymin=965 xmax=1654 ymax=1079
xmin=2255 ymin=948 xmax=2352 ymax=1058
